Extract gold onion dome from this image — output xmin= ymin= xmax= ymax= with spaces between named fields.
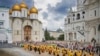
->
xmin=30 ymin=7 xmax=38 ymax=14
xmin=20 ymin=2 xmax=28 ymax=9
xmin=9 ymin=9 xmax=12 ymax=15
xmin=12 ymin=4 xmax=21 ymax=11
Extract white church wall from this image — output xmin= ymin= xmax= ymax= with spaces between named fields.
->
xmin=0 ymin=8 xmax=12 ymax=43
xmin=30 ymin=14 xmax=38 ymax=19
xmin=21 ymin=8 xmax=27 ymax=17
xmin=32 ymin=20 xmax=42 ymax=42
xmin=13 ymin=19 xmax=22 ymax=42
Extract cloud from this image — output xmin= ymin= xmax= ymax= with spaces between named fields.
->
xmin=0 ymin=0 xmax=77 ymax=31
xmin=42 ymin=12 xmax=48 ymax=19
xmin=47 ymin=0 xmax=76 ymax=20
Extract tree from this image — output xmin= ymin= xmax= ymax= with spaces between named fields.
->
xmin=44 ymin=29 xmax=56 ymax=40
xmin=50 ymin=36 xmax=55 ymax=40
xmin=58 ymin=34 xmax=64 ymax=41
xmin=44 ymin=29 xmax=51 ymax=40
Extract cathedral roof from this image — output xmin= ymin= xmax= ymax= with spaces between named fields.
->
xmin=12 ymin=3 xmax=21 ymax=11
xmin=20 ymin=1 xmax=28 ymax=9
xmin=30 ymin=7 xmax=38 ymax=14
xmin=10 ymin=1 xmax=38 ymax=15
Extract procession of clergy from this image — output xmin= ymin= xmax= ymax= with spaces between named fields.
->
xmin=22 ymin=43 xmax=94 ymax=56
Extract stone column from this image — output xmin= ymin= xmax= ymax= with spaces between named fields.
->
xmin=67 ymin=32 xmax=69 ymax=41
xmin=73 ymin=32 xmax=75 ymax=41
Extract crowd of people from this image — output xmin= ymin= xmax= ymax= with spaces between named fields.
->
xmin=22 ymin=43 xmax=97 ymax=56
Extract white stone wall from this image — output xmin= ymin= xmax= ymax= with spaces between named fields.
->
xmin=49 ymin=31 xmax=64 ymax=40
xmin=11 ymin=18 xmax=44 ymax=42
xmin=12 ymin=18 xmax=22 ymax=42
xmin=0 ymin=8 xmax=12 ymax=43
xmin=64 ymin=0 xmax=100 ymax=43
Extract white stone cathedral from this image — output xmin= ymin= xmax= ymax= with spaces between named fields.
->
xmin=9 ymin=1 xmax=44 ymax=42
xmin=64 ymin=0 xmax=100 ymax=45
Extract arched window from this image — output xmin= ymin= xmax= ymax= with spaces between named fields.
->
xmin=77 ymin=13 xmax=80 ymax=20
xmin=82 ymin=11 xmax=85 ymax=19
xmin=82 ymin=11 xmax=85 ymax=14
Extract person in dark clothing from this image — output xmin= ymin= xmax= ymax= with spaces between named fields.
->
xmin=29 ymin=45 xmax=32 ymax=51
xmin=34 ymin=47 xmax=37 ymax=52
xmin=74 ymin=52 xmax=77 ymax=56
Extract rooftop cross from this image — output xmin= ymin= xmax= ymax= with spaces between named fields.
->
xmin=32 ymin=0 xmax=34 ymax=6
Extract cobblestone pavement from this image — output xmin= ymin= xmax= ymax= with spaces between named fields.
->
xmin=0 ymin=48 xmax=99 ymax=56
xmin=0 ymin=48 xmax=34 ymax=56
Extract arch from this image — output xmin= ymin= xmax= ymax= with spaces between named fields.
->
xmin=24 ymin=25 xmax=32 ymax=42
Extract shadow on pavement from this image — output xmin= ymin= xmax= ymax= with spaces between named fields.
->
xmin=0 ymin=50 xmax=14 ymax=56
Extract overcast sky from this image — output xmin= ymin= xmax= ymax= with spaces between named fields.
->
xmin=0 ymin=0 xmax=77 ymax=31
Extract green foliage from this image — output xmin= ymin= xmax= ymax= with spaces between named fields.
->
xmin=44 ymin=29 xmax=55 ymax=40
xmin=58 ymin=34 xmax=64 ymax=41
xmin=50 ymin=36 xmax=55 ymax=40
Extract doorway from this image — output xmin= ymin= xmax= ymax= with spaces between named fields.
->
xmin=24 ymin=25 xmax=32 ymax=42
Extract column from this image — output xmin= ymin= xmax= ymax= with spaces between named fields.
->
xmin=64 ymin=32 xmax=66 ymax=41
xmin=67 ymin=32 xmax=69 ymax=41
xmin=73 ymin=32 xmax=75 ymax=41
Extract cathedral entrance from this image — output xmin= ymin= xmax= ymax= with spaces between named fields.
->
xmin=24 ymin=25 xmax=32 ymax=42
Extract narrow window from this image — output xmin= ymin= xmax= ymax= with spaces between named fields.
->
xmin=82 ymin=11 xmax=85 ymax=19
xmin=83 ymin=16 xmax=84 ymax=18
xmin=68 ymin=18 xmax=70 ymax=24
xmin=74 ymin=33 xmax=76 ymax=39
xmin=24 ymin=10 xmax=25 ymax=17
xmin=94 ymin=10 xmax=96 ymax=16
xmin=73 ymin=14 xmax=75 ymax=21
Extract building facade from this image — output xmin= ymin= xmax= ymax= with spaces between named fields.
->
xmin=64 ymin=0 xmax=100 ymax=44
xmin=9 ymin=1 xmax=44 ymax=42
xmin=0 ymin=7 xmax=12 ymax=43
xmin=49 ymin=31 xmax=64 ymax=40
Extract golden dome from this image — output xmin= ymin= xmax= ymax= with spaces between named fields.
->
xmin=30 ymin=7 xmax=38 ymax=14
xmin=12 ymin=4 xmax=21 ymax=11
xmin=20 ymin=2 xmax=28 ymax=9
xmin=9 ymin=9 xmax=12 ymax=15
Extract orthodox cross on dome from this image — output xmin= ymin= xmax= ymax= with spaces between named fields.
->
xmin=22 ymin=0 xmax=24 ymax=2
xmin=22 ymin=0 xmax=25 ymax=3
xmin=32 ymin=0 xmax=35 ymax=6
xmin=15 ymin=0 xmax=17 ymax=2
xmin=15 ymin=0 xmax=18 ymax=3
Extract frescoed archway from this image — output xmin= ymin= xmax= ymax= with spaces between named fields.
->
xmin=24 ymin=25 xmax=32 ymax=42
